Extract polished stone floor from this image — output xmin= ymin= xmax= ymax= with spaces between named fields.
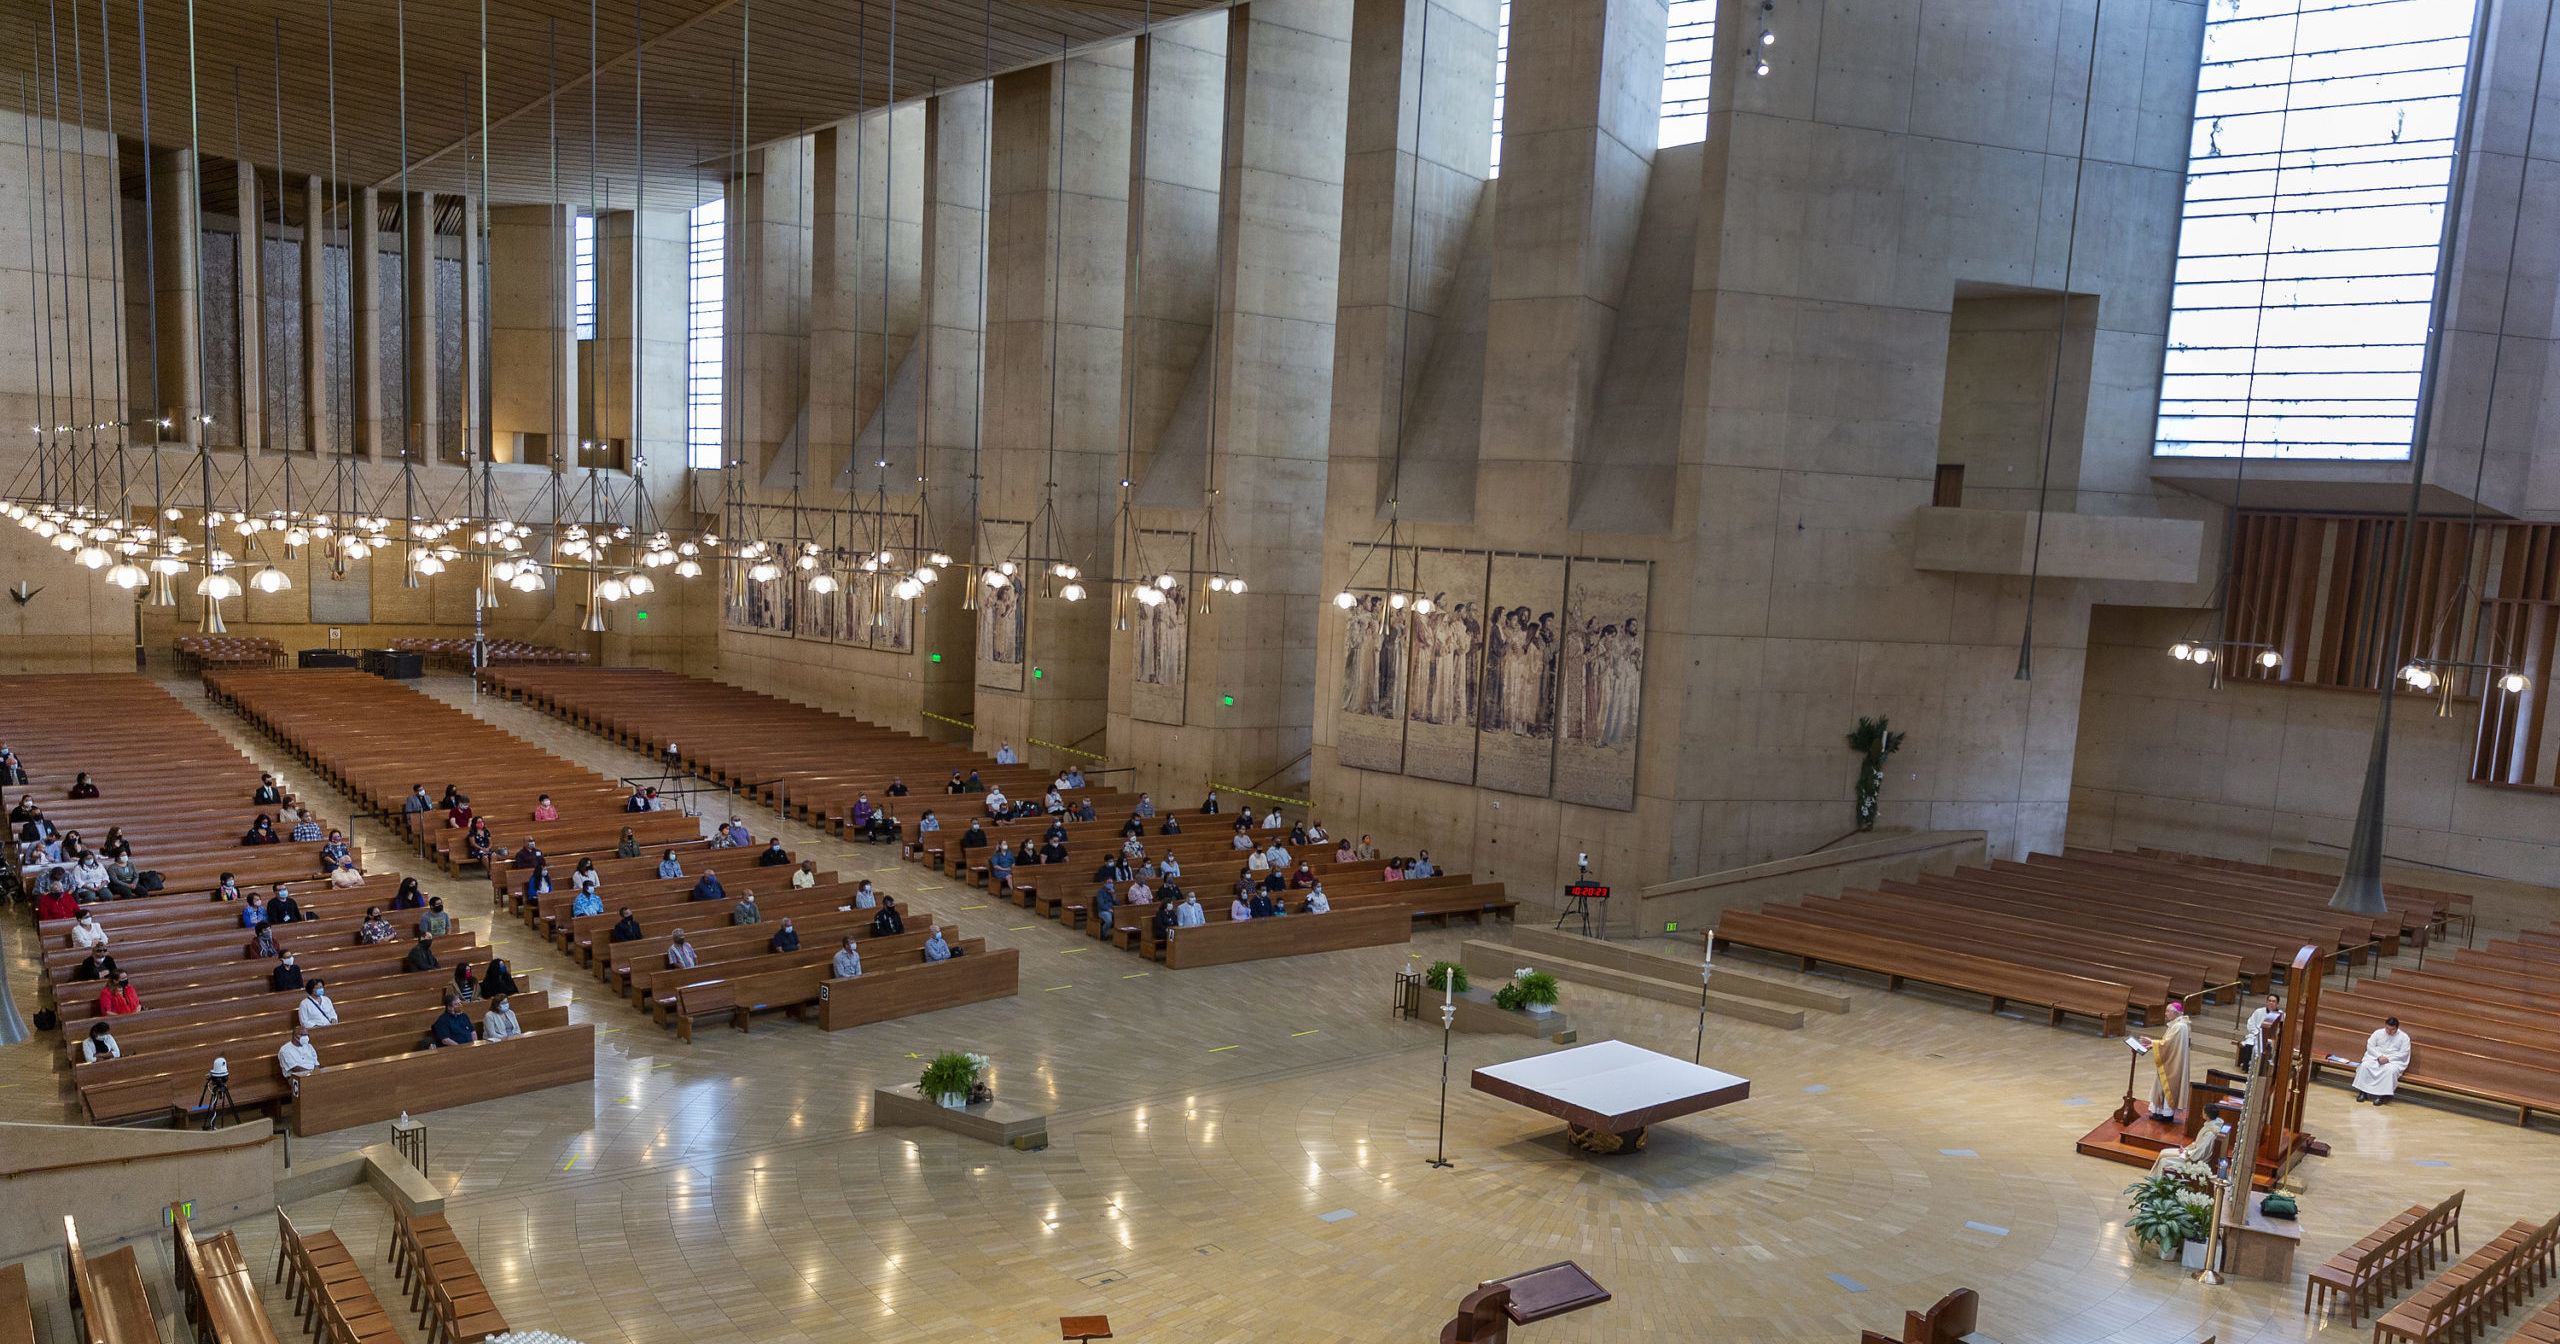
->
xmin=3 ymin=675 xmax=2555 ymax=1343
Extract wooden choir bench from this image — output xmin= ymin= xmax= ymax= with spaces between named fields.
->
xmin=2372 ymin=1212 xmax=2559 ymax=1344
xmin=2306 ymin=1190 xmax=2462 ymax=1324
xmin=274 ymin=1208 xmax=394 ymax=1344
xmin=390 ymin=1202 xmax=509 ymax=1344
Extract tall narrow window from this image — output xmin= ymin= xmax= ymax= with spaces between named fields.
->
xmin=2154 ymin=0 xmax=2480 ymax=460
xmin=572 ymin=213 xmax=596 ymax=341
xmin=1489 ymin=0 xmax=1511 ymax=175
xmin=1658 ymin=0 xmax=1714 ymax=148
xmin=686 ymin=198 xmax=725 ymax=471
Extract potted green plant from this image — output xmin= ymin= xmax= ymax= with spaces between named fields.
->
xmin=1492 ymin=968 xmax=1561 ymax=1015
xmin=2122 ymin=1173 xmax=2208 ymax=1261
xmin=919 ymin=1051 xmax=983 ymax=1110
xmin=1424 ymin=961 xmax=1469 ymax=994
xmin=1845 ymin=716 xmax=1906 ymax=832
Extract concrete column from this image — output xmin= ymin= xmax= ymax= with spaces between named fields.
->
xmin=977 ymin=49 xmax=1134 ymax=761
xmin=1181 ymin=0 xmax=1354 ymax=794
xmin=600 ymin=207 xmax=688 ymax=473
xmin=1323 ymin=0 xmax=1498 ymax=519
xmin=1116 ymin=17 xmax=1227 ymax=503
xmin=300 ymin=176 xmax=328 ymax=454
xmin=1474 ymin=0 xmax=1665 ymax=523
xmin=234 ymin=162 xmax=264 ymax=454
xmin=403 ymin=190 xmax=436 ymax=461
xmin=736 ymin=142 xmax=812 ymax=487
xmin=148 ymin=145 xmax=202 ymax=443
xmin=903 ymin=84 xmax=992 ymax=729
xmin=487 ymin=204 xmax=575 ymax=467
xmin=351 ymin=186 xmax=382 ymax=460
xmin=461 ymin=194 xmax=484 ymax=467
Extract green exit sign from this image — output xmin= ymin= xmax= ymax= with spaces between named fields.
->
xmin=1032 ymin=667 xmax=1044 ymax=679
xmin=1663 ymin=921 xmax=1679 ymax=933
xmin=930 ymin=653 xmax=942 ymax=663
xmin=1221 ymin=695 xmax=1234 ymax=706
xmin=635 ymin=610 xmax=649 ymax=621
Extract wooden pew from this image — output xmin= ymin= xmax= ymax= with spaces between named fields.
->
xmin=642 ymin=924 xmax=954 ymax=1034
xmin=79 ymin=998 xmax=571 ymax=1126
xmin=671 ymin=937 xmax=990 ymax=1040
xmin=2310 ymin=1021 xmax=2560 ymax=1125
xmin=819 ymin=947 xmax=1021 ymax=1029
xmin=1719 ymin=909 xmax=2131 ymax=1034
xmin=0 ymin=1262 xmax=30 ymax=1344
xmin=291 ymin=1023 xmax=598 ymax=1136
xmin=63 ymin=1214 xmax=164 ymax=1344
xmin=1161 ymin=904 xmax=1412 ymax=969
xmin=169 ymin=1203 xmax=284 ymax=1344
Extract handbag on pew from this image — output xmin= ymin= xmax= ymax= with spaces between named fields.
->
xmin=135 ymin=870 xmax=164 ymax=893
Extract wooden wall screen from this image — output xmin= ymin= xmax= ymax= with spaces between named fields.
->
xmin=2220 ymin=513 xmax=2560 ymax=792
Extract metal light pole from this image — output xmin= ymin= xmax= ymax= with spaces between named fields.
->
xmin=1429 ymin=979 xmax=1456 ymax=1169
xmin=1694 ymin=930 xmax=1716 ymax=1063
xmin=2331 ymin=0 xmax=2493 ymax=918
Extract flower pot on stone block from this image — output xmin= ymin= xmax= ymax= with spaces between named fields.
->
xmin=920 ymin=1050 xmax=984 ymax=1111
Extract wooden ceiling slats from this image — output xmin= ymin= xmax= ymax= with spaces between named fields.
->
xmin=5 ymin=0 xmax=1214 ymax=208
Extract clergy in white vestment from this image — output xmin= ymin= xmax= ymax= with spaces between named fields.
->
xmin=2240 ymin=994 xmax=2283 ymax=1072
xmin=2136 ymin=1002 xmax=2191 ymax=1121
xmin=2353 ymin=1018 xmax=2411 ymax=1104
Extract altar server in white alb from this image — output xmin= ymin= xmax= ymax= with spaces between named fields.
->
xmin=2134 ymin=1002 xmax=2190 ymax=1121
xmin=2352 ymin=1017 xmax=2412 ymax=1104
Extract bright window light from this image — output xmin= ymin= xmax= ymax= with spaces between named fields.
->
xmin=2154 ymin=0 xmax=2480 ymax=461
xmin=573 ymin=213 xmax=596 ymax=341
xmin=686 ymin=198 xmax=726 ymax=471
xmin=1658 ymin=0 xmax=1713 ymax=148
xmin=1489 ymin=0 xmax=1511 ymax=176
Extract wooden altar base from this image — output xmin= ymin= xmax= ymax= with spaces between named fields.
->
xmin=2075 ymin=1108 xmax=2303 ymax=1191
xmin=2074 ymin=1110 xmax=2195 ymax=1169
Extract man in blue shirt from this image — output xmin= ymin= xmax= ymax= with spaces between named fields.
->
xmin=690 ymin=870 xmax=726 ymax=902
xmin=428 ymin=996 xmax=476 ymax=1047
xmin=1093 ymin=882 xmax=1116 ymax=933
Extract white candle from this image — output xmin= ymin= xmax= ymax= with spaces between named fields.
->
xmin=1704 ymin=930 xmax=1715 ymax=965
xmin=1444 ymin=975 xmax=1454 ymax=1007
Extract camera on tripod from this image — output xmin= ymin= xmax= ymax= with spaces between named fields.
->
xmin=194 ymin=1057 xmax=240 ymax=1130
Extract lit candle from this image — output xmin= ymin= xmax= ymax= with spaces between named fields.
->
xmin=1445 ymin=975 xmax=1454 ymax=1007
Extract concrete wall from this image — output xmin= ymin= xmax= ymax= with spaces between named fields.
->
xmin=1309 ymin=0 xmax=2212 ymax=900
xmin=0 ymin=1121 xmax=277 ymax=1264
xmin=2069 ymin=602 xmax=2560 ymax=903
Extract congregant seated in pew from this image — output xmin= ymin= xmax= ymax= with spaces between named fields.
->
xmin=428 ymin=995 xmax=475 ymax=1048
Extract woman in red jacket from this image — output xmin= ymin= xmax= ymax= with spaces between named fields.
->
xmin=96 ymin=974 xmax=140 ymax=1016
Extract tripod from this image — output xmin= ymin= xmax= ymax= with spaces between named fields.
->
xmin=195 ymin=1074 xmax=242 ymax=1131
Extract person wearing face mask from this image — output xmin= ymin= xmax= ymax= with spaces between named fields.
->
xmin=298 ymin=980 xmax=340 ymax=1028
xmin=277 ymin=1029 xmax=321 ymax=1080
